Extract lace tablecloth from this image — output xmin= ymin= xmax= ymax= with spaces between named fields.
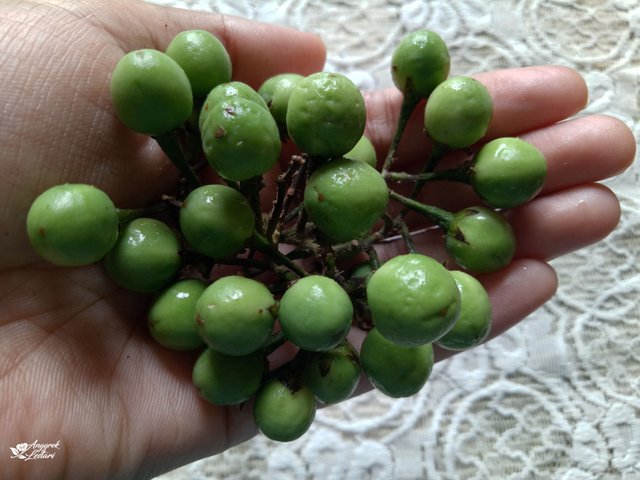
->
xmin=150 ymin=1 xmax=640 ymax=478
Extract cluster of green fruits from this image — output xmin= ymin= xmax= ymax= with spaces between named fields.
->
xmin=25 ymin=29 xmax=548 ymax=442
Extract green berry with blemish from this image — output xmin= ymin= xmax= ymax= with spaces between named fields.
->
xmin=278 ymin=275 xmax=353 ymax=352
xmin=344 ymin=135 xmax=377 ymax=168
xmin=258 ymin=73 xmax=304 ymax=134
xmin=147 ymin=279 xmax=206 ymax=351
xmin=303 ymin=340 xmax=361 ymax=404
xmin=445 ymin=206 xmax=516 ymax=273
xmin=253 ymin=378 xmax=316 ymax=442
xmin=424 ymin=75 xmax=493 ymax=148
xmin=471 ymin=137 xmax=547 ymax=209
xmin=391 ymin=29 xmax=450 ymax=99
xmin=194 ymin=276 xmax=276 ymax=356
xmin=360 ymin=327 xmax=434 ymax=398
xmin=366 ymin=253 xmax=461 ymax=346
xmin=179 ymin=184 xmax=255 ymax=259
xmin=103 ymin=218 xmax=181 ymax=293
xmin=26 ymin=183 xmax=119 ymax=267
xmin=286 ymin=72 xmax=366 ymax=158
xmin=436 ymin=270 xmax=492 ymax=351
xmin=199 ymin=81 xmax=269 ymax=131
xmin=304 ymin=158 xmax=389 ymax=243
xmin=110 ymin=49 xmax=192 ymax=135
xmin=201 ymin=96 xmax=281 ymax=181
xmin=192 ymin=348 xmax=265 ymax=406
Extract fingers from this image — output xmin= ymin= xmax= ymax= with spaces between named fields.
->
xmin=364 ymin=66 xmax=589 ymax=167
xmin=507 ymin=183 xmax=621 ymax=260
xmin=122 ymin=0 xmax=326 ymax=88
xmin=522 ymin=114 xmax=636 ymax=195
xmin=477 ymin=66 xmax=588 ymax=139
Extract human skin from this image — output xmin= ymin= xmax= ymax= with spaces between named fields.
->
xmin=0 ymin=0 xmax=635 ymax=478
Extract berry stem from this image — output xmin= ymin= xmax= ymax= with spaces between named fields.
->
xmin=116 ymin=204 xmax=168 ymax=225
xmin=266 ymin=155 xmax=307 ymax=243
xmin=251 ymin=232 xmax=309 ymax=278
xmin=384 ymin=163 xmax=470 ymax=184
xmin=408 ymin=142 xmax=451 ymax=199
xmin=381 ymin=89 xmax=420 ymax=174
xmin=388 ymin=190 xmax=453 ymax=230
xmin=152 ymin=132 xmax=201 ymax=190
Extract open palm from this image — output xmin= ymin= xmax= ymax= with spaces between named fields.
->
xmin=0 ymin=1 xmax=634 ymax=479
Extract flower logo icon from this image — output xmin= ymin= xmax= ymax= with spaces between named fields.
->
xmin=10 ymin=443 xmax=29 ymax=459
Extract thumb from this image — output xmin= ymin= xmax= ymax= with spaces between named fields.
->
xmin=110 ymin=0 xmax=326 ymax=88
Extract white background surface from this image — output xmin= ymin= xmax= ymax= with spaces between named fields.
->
xmin=150 ymin=1 xmax=640 ymax=478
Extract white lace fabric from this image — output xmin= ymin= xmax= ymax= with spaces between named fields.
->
xmin=148 ymin=1 xmax=640 ymax=478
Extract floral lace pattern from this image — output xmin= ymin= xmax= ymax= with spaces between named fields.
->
xmin=149 ymin=1 xmax=640 ymax=478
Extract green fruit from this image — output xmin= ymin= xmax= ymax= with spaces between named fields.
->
xmin=258 ymin=73 xmax=304 ymax=133
xmin=110 ymin=49 xmax=193 ymax=135
xmin=192 ymin=348 xmax=265 ymax=406
xmin=424 ymin=76 xmax=493 ymax=148
xmin=103 ymin=218 xmax=181 ymax=293
xmin=26 ymin=184 xmax=118 ymax=266
xmin=436 ymin=271 xmax=492 ymax=351
xmin=391 ymin=29 xmax=450 ymax=99
xmin=179 ymin=184 xmax=255 ymax=259
xmin=343 ymin=135 xmax=377 ymax=168
xmin=286 ymin=72 xmax=366 ymax=158
xmin=360 ymin=328 xmax=434 ymax=398
xmin=147 ymin=279 xmax=206 ymax=351
xmin=471 ymin=137 xmax=547 ymax=209
xmin=253 ymin=378 xmax=316 ymax=442
xmin=199 ymin=81 xmax=269 ymax=132
xmin=165 ymin=29 xmax=232 ymax=97
xmin=201 ymin=97 xmax=281 ymax=181
xmin=303 ymin=341 xmax=361 ymax=404
xmin=278 ymin=275 xmax=353 ymax=351
xmin=195 ymin=276 xmax=276 ymax=356
xmin=445 ymin=207 xmax=516 ymax=273
xmin=366 ymin=253 xmax=460 ymax=346
xmin=304 ymin=158 xmax=389 ymax=243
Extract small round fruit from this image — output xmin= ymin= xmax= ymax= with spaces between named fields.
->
xmin=286 ymin=72 xmax=366 ymax=158
xmin=258 ymin=73 xmax=304 ymax=133
xmin=343 ymin=135 xmax=377 ymax=168
xmin=165 ymin=29 xmax=232 ymax=97
xmin=445 ymin=207 xmax=516 ymax=273
xmin=366 ymin=253 xmax=460 ymax=346
xmin=360 ymin=328 xmax=434 ymax=398
xmin=303 ymin=341 xmax=361 ymax=404
xmin=278 ymin=275 xmax=353 ymax=352
xmin=391 ymin=29 xmax=450 ymax=99
xmin=253 ymin=378 xmax=316 ymax=442
xmin=304 ymin=158 xmax=389 ymax=243
xmin=179 ymin=184 xmax=255 ymax=259
xmin=437 ymin=271 xmax=492 ymax=351
xmin=110 ymin=49 xmax=192 ymax=135
xmin=424 ymin=76 xmax=493 ymax=148
xmin=193 ymin=348 xmax=265 ymax=406
xmin=147 ymin=279 xmax=206 ymax=351
xmin=103 ymin=218 xmax=181 ymax=293
xmin=199 ymin=81 xmax=269 ymax=131
xmin=201 ymin=97 xmax=281 ymax=181
xmin=26 ymin=184 xmax=118 ymax=266
xmin=195 ymin=276 xmax=276 ymax=356
xmin=471 ymin=137 xmax=547 ymax=209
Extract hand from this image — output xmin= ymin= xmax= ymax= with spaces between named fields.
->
xmin=0 ymin=1 xmax=634 ymax=479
